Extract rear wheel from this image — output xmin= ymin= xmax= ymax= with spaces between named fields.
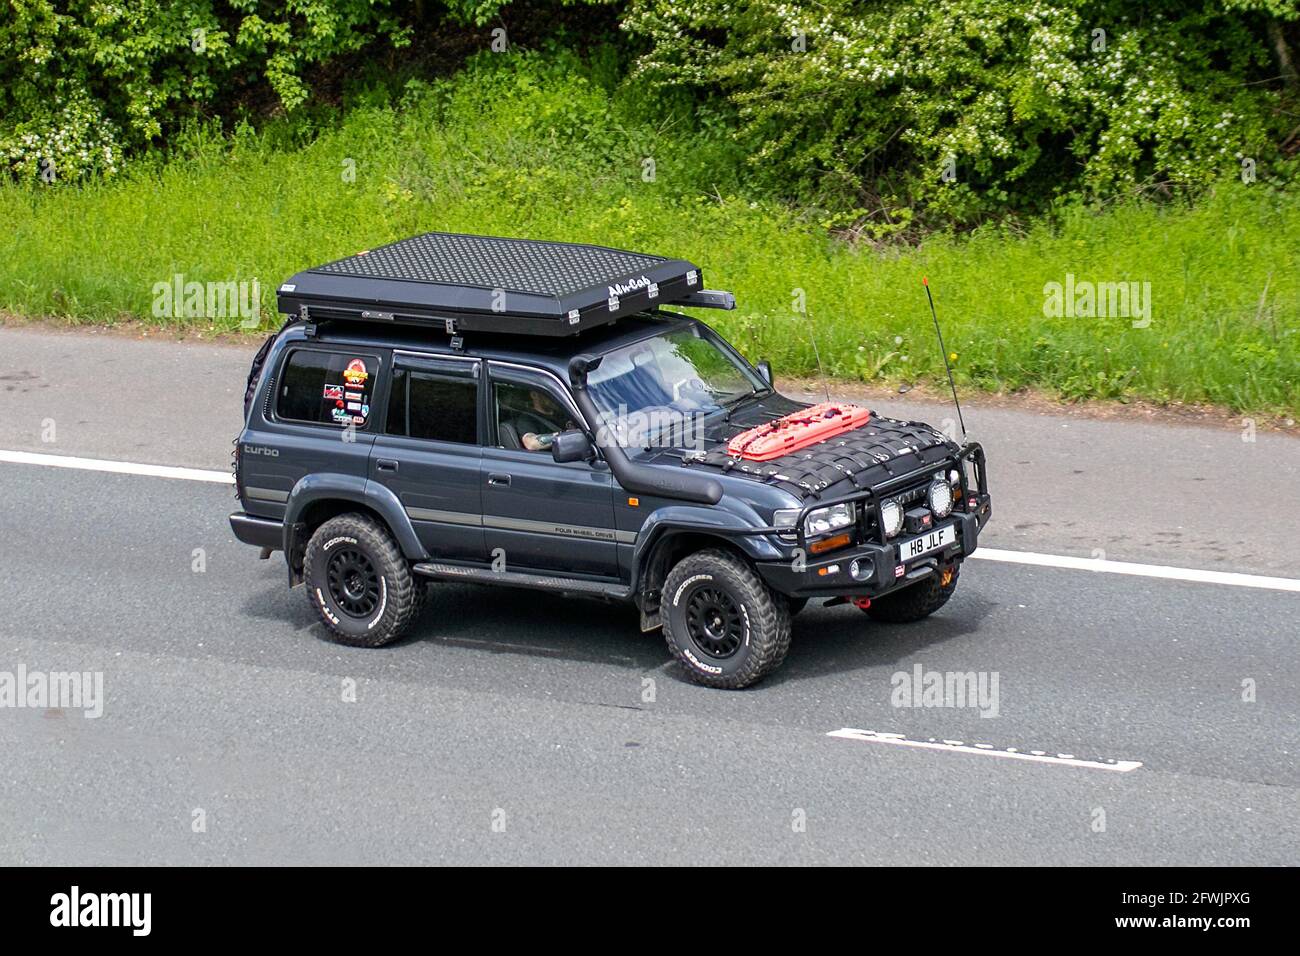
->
xmin=661 ymin=548 xmax=791 ymax=689
xmin=863 ymin=566 xmax=959 ymax=623
xmin=304 ymin=514 xmax=425 ymax=647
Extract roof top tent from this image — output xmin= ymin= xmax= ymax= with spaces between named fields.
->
xmin=276 ymin=232 xmax=736 ymax=337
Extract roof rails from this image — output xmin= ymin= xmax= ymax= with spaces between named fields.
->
xmin=276 ymin=232 xmax=735 ymax=337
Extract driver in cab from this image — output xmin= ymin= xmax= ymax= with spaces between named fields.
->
xmin=501 ymin=387 xmax=576 ymax=452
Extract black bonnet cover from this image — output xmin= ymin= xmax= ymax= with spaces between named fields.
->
xmin=684 ymin=414 xmax=956 ymax=499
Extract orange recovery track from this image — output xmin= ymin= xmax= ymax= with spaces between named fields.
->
xmin=726 ymin=402 xmax=874 ymax=461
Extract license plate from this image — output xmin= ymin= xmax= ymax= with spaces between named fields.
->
xmin=898 ymin=523 xmax=955 ymax=563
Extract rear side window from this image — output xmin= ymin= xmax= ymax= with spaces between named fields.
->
xmin=386 ymin=368 xmax=479 ymax=444
xmin=277 ymin=350 xmax=378 ymax=428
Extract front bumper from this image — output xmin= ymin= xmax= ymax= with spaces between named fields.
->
xmin=756 ymin=495 xmax=990 ymax=600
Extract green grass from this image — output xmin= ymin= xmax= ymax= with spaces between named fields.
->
xmin=1 ymin=52 xmax=1297 ymax=416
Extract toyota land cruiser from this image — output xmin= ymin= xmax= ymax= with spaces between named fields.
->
xmin=231 ymin=233 xmax=991 ymax=688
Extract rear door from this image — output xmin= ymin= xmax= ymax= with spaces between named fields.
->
xmin=369 ymin=352 xmax=485 ymax=562
xmin=481 ymin=362 xmax=620 ymax=577
xmin=239 ymin=345 xmax=381 ymax=518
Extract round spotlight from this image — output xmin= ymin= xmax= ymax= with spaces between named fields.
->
xmin=928 ymin=478 xmax=954 ymax=518
xmin=880 ymin=499 xmax=904 ymax=538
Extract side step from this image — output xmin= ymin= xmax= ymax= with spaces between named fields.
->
xmin=413 ymin=562 xmax=632 ymax=600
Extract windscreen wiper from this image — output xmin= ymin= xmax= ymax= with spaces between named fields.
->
xmin=721 ymin=388 xmax=764 ymax=423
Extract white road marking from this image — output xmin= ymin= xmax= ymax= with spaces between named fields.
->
xmin=1 ymin=447 xmax=1299 ymax=593
xmin=827 ymin=728 xmax=1142 ymax=772
xmin=971 ymin=546 xmax=1300 ymax=593
xmin=0 ymin=449 xmax=233 ymax=484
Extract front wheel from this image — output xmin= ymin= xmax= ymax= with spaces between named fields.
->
xmin=303 ymin=513 xmax=426 ymax=647
xmin=863 ymin=566 xmax=959 ymax=623
xmin=661 ymin=549 xmax=791 ymax=689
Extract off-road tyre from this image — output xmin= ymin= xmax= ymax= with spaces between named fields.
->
xmin=304 ymin=513 xmax=425 ymax=647
xmin=863 ymin=566 xmax=959 ymax=623
xmin=661 ymin=548 xmax=792 ymax=689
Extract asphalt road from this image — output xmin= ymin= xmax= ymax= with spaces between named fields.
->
xmin=0 ymin=326 xmax=1297 ymax=865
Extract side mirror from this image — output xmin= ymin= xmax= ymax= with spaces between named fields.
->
xmin=756 ymin=360 xmax=774 ymax=387
xmin=552 ymin=429 xmax=595 ymax=463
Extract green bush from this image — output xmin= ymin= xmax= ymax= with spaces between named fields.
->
xmin=623 ymin=0 xmax=1300 ymax=226
xmin=0 ymin=0 xmax=413 ymax=182
xmin=4 ymin=0 xmax=1296 ymax=224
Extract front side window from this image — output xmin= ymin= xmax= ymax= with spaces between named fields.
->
xmin=386 ymin=367 xmax=479 ymax=444
xmin=493 ymin=379 xmax=578 ymax=452
xmin=277 ymin=350 xmax=377 ymax=428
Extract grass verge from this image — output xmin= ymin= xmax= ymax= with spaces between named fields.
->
xmin=1 ymin=52 xmax=1296 ymax=416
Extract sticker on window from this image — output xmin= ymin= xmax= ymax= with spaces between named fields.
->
xmin=343 ymin=359 xmax=369 ymax=387
xmin=323 ymin=384 xmax=344 ymax=401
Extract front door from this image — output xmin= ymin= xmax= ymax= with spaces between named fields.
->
xmin=481 ymin=362 xmax=619 ymax=578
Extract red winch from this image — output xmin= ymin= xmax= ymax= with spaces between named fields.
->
xmin=727 ymin=402 xmax=873 ymax=461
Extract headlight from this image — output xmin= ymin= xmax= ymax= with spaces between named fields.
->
xmin=880 ymin=499 xmax=904 ymax=538
xmin=928 ymin=477 xmax=954 ymax=518
xmin=806 ymin=502 xmax=855 ymax=536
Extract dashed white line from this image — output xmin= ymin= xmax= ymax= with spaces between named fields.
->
xmin=0 ymin=449 xmax=233 ymax=484
xmin=2 ymin=448 xmax=1299 ymax=594
xmin=827 ymin=728 xmax=1143 ymax=772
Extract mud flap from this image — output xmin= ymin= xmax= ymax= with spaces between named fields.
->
xmin=638 ymin=592 xmax=663 ymax=632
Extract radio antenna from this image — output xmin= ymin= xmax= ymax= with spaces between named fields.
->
xmin=922 ymin=277 xmax=966 ymax=441
xmin=803 ymin=309 xmax=831 ymax=404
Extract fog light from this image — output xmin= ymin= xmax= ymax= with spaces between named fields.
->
xmin=849 ymin=558 xmax=872 ymax=581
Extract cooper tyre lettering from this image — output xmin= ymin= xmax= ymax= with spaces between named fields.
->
xmin=661 ymin=548 xmax=790 ymax=689
xmin=303 ymin=513 xmax=426 ymax=648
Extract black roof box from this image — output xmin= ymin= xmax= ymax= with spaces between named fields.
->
xmin=276 ymin=232 xmax=733 ymax=337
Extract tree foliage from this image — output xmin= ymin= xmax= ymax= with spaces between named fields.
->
xmin=622 ymin=0 xmax=1300 ymax=227
xmin=2 ymin=0 xmax=1296 ymax=225
xmin=0 ymin=1 xmax=412 ymax=181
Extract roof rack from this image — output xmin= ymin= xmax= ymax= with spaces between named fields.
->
xmin=275 ymin=232 xmax=735 ymax=337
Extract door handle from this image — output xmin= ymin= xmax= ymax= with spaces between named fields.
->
xmin=375 ymin=459 xmax=399 ymax=473
xmin=487 ymin=473 xmax=511 ymax=487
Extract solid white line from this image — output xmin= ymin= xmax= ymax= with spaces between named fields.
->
xmin=1 ymin=447 xmax=1299 ymax=593
xmin=827 ymin=729 xmax=1142 ymax=772
xmin=0 ymin=449 xmax=233 ymax=484
xmin=971 ymin=547 xmax=1300 ymax=593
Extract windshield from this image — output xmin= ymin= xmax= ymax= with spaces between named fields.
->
xmin=587 ymin=326 xmax=766 ymax=447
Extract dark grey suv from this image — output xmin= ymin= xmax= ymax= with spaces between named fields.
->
xmin=231 ymin=233 xmax=991 ymax=688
